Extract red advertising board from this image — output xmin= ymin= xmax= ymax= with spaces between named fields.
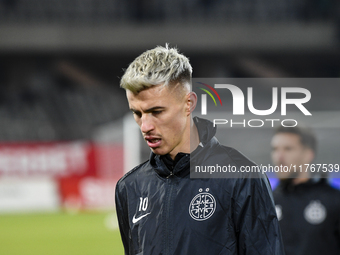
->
xmin=0 ymin=142 xmax=124 ymax=210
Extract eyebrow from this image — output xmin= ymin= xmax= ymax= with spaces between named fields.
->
xmin=130 ymin=106 xmax=165 ymax=113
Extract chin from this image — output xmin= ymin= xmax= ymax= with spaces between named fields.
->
xmin=151 ymin=147 xmax=167 ymax=156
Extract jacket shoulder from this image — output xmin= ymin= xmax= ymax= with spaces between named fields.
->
xmin=116 ymin=160 xmax=150 ymax=187
xmin=220 ymin=145 xmax=257 ymax=167
xmin=218 ymin=144 xmax=268 ymax=179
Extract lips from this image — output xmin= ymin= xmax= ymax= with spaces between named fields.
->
xmin=145 ymin=136 xmax=162 ymax=148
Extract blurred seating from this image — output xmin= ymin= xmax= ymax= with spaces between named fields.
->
xmin=0 ymin=83 xmax=126 ymax=141
xmin=0 ymin=0 xmax=336 ymax=24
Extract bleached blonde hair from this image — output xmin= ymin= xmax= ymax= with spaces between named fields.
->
xmin=120 ymin=44 xmax=192 ymax=94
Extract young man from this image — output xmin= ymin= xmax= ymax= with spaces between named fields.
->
xmin=115 ymin=45 xmax=284 ymax=254
xmin=271 ymin=126 xmax=340 ymax=255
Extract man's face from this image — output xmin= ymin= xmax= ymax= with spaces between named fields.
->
xmin=271 ymin=133 xmax=312 ymax=179
xmin=126 ymin=84 xmax=191 ymax=159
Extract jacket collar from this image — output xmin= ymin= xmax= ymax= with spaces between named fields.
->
xmin=193 ymin=116 xmax=217 ymax=147
xmin=150 ymin=152 xmax=190 ymax=178
xmin=277 ymin=178 xmax=326 ymax=193
xmin=191 ymin=117 xmax=219 ymax=164
xmin=150 ymin=117 xmax=217 ymax=178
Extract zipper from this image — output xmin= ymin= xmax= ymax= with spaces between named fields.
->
xmin=167 ymin=164 xmax=174 ymax=178
xmin=164 ymin=174 xmax=175 ymax=255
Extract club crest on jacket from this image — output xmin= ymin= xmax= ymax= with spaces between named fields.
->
xmin=304 ymin=200 xmax=327 ymax=225
xmin=189 ymin=188 xmax=216 ymax=221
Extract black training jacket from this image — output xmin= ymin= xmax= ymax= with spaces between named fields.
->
xmin=115 ymin=117 xmax=285 ymax=255
xmin=274 ymin=179 xmax=340 ymax=255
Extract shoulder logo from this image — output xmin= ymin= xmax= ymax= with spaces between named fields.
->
xmin=304 ymin=200 xmax=327 ymax=225
xmin=189 ymin=188 xmax=216 ymax=221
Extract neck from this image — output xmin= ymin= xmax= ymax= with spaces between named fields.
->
xmin=292 ymin=166 xmax=310 ymax=185
xmin=168 ymin=117 xmax=198 ymax=160
xmin=190 ymin=118 xmax=200 ymax=153
xmin=292 ymin=177 xmax=310 ymax=185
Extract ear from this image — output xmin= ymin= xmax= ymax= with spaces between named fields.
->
xmin=186 ymin=92 xmax=197 ymax=116
xmin=303 ymin=148 xmax=315 ymax=164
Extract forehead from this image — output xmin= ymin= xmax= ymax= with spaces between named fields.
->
xmin=271 ymin=132 xmax=302 ymax=147
xmin=126 ymin=85 xmax=182 ymax=109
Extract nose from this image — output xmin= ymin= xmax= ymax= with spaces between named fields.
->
xmin=273 ymin=150 xmax=285 ymax=165
xmin=140 ymin=114 xmax=155 ymax=134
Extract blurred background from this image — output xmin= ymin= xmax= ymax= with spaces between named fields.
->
xmin=0 ymin=0 xmax=339 ymax=254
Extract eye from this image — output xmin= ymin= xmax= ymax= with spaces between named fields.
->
xmin=132 ymin=111 xmax=142 ymax=118
xmin=284 ymin=147 xmax=293 ymax=152
xmin=152 ymin=110 xmax=163 ymax=115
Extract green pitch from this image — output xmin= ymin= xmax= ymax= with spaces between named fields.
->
xmin=0 ymin=211 xmax=124 ymax=255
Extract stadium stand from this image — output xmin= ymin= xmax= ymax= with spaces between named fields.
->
xmin=0 ymin=68 xmax=127 ymax=141
xmin=0 ymin=0 xmax=336 ymax=24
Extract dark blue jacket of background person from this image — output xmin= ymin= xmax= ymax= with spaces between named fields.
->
xmin=115 ymin=117 xmax=285 ymax=255
xmin=274 ymin=178 xmax=340 ymax=255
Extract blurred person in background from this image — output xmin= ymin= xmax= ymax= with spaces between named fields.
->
xmin=115 ymin=44 xmax=284 ymax=255
xmin=271 ymin=125 xmax=340 ymax=255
